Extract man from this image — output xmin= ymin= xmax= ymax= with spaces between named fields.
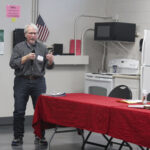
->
xmin=9 ymin=23 xmax=54 ymax=146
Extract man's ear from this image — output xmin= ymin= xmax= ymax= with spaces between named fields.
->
xmin=24 ymin=33 xmax=27 ymax=39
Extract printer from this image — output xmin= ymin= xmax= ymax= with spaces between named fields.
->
xmin=108 ymin=59 xmax=139 ymax=75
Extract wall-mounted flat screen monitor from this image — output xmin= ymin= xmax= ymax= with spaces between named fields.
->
xmin=94 ymin=22 xmax=136 ymax=42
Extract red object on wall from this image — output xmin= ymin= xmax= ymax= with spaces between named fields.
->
xmin=69 ymin=39 xmax=81 ymax=55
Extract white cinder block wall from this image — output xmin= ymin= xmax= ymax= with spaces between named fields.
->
xmin=105 ymin=0 xmax=150 ymax=69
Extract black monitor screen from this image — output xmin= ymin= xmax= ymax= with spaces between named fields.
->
xmin=94 ymin=22 xmax=136 ymax=42
xmin=97 ymin=26 xmax=110 ymax=38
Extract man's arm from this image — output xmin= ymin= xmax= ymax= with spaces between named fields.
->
xmin=46 ymin=53 xmax=54 ymax=69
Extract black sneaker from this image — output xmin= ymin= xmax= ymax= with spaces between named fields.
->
xmin=34 ymin=136 xmax=48 ymax=146
xmin=11 ymin=137 xmax=23 ymax=146
xmin=39 ymin=137 xmax=48 ymax=146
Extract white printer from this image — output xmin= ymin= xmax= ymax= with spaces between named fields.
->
xmin=108 ymin=59 xmax=139 ymax=75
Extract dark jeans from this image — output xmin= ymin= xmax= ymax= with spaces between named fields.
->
xmin=13 ymin=76 xmax=46 ymax=138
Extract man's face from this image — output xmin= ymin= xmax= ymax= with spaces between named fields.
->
xmin=25 ymin=26 xmax=38 ymax=45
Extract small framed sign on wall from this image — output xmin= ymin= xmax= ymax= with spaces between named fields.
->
xmin=0 ymin=30 xmax=4 ymax=55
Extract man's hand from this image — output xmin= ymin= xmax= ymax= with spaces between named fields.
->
xmin=46 ymin=53 xmax=54 ymax=65
xmin=21 ymin=52 xmax=36 ymax=64
xmin=28 ymin=53 xmax=36 ymax=60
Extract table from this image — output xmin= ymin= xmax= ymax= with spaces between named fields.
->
xmin=32 ymin=93 xmax=150 ymax=148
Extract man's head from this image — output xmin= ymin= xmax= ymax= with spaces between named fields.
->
xmin=24 ymin=23 xmax=38 ymax=45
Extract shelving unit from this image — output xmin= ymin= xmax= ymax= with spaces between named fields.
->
xmin=54 ymin=55 xmax=89 ymax=65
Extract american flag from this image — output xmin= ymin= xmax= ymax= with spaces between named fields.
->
xmin=36 ymin=15 xmax=49 ymax=42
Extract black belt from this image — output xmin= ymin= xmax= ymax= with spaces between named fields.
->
xmin=20 ymin=75 xmax=41 ymax=80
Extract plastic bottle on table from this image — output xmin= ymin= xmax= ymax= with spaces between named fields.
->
xmin=142 ymin=90 xmax=148 ymax=104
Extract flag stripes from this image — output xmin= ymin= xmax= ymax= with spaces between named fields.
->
xmin=36 ymin=15 xmax=49 ymax=42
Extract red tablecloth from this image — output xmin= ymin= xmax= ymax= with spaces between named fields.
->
xmin=32 ymin=93 xmax=150 ymax=148
xmin=108 ymin=105 xmax=150 ymax=148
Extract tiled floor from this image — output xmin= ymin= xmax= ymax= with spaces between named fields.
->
xmin=0 ymin=125 xmax=147 ymax=150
